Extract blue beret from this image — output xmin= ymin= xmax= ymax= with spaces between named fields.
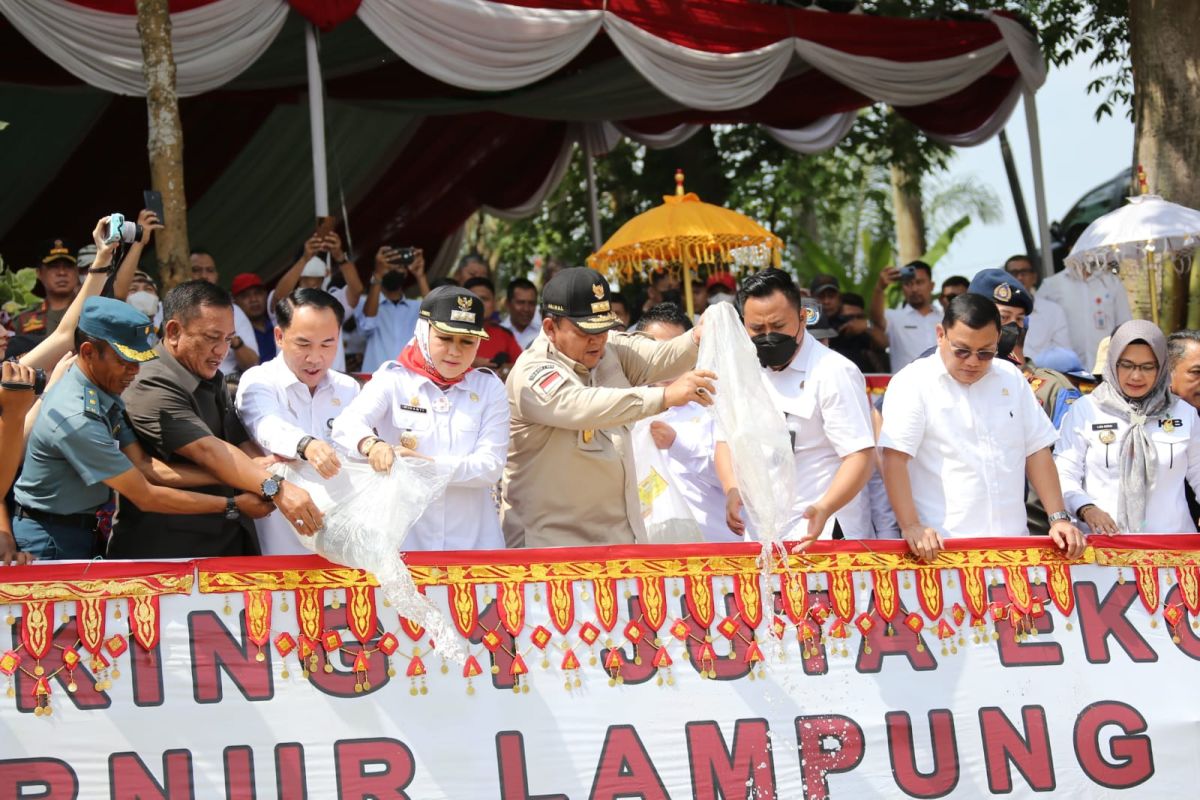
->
xmin=968 ymin=268 xmax=1033 ymax=316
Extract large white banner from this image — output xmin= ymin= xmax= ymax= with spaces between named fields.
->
xmin=0 ymin=542 xmax=1197 ymax=799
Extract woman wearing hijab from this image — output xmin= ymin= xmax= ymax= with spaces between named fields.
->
xmin=332 ymin=286 xmax=510 ymax=550
xmin=1054 ymin=319 xmax=1200 ymax=534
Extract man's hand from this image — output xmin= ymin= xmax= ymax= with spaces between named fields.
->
xmin=273 ymin=480 xmax=324 ymax=535
xmin=0 ymin=531 xmax=32 ymax=567
xmin=879 ymin=266 xmax=900 ymax=288
xmin=368 ymin=440 xmax=395 ymax=474
xmin=725 ymin=488 xmax=746 ymax=536
xmin=690 ymin=312 xmax=705 ymax=346
xmin=901 ymin=521 xmax=943 ymax=562
xmin=374 ymin=247 xmax=400 ymax=277
xmin=839 ymin=318 xmax=869 ymax=337
xmin=408 ymin=249 xmax=426 ymax=280
xmin=136 ymin=209 xmax=163 ymax=246
xmin=90 ymin=216 xmax=120 ymax=265
xmin=0 ymin=361 xmax=39 ymax=420
xmin=664 ymin=370 xmax=716 ymax=409
xmin=800 ymin=502 xmax=830 ymax=545
xmin=1079 ymin=505 xmax=1118 ymax=535
xmin=649 ymin=421 xmax=676 ymax=450
xmin=251 ymin=454 xmax=289 ymax=472
xmin=303 ymin=233 xmax=325 ymax=261
xmin=1049 ymin=519 xmax=1087 ymax=559
xmin=303 ymin=439 xmax=342 ymax=479
xmin=323 ymin=232 xmax=345 ymax=262
xmin=234 ymin=493 xmax=275 ymax=520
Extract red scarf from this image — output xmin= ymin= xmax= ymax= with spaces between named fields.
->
xmin=397 ymin=340 xmax=470 ymax=389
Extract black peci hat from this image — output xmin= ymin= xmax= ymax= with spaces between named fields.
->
xmin=419 ymin=286 xmax=490 ymax=338
xmin=541 ymin=267 xmax=620 ymax=333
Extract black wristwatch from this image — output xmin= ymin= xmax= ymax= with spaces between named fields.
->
xmin=296 ymin=436 xmax=315 ymax=460
xmin=260 ymin=473 xmax=284 ymax=501
xmin=224 ymin=496 xmax=239 ymax=520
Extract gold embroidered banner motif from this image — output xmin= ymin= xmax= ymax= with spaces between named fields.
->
xmin=1177 ymin=566 xmax=1200 ymax=615
xmin=829 ymin=570 xmax=854 ymax=622
xmin=296 ymin=587 xmax=323 ymax=641
xmin=594 ymin=578 xmax=617 ymax=632
xmin=872 ymin=570 xmax=898 ymax=622
xmin=916 ymin=569 xmax=943 ymax=620
xmin=1134 ymin=566 xmax=1160 ymax=614
xmin=637 ymin=577 xmax=666 ymax=632
xmin=76 ymin=597 xmax=105 ymax=654
xmin=21 ymin=600 xmax=50 ymax=659
xmin=449 ymin=582 xmax=478 ymax=638
xmin=1004 ymin=567 xmax=1032 ymax=613
xmin=346 ymin=585 xmax=377 ymax=644
xmin=499 ymin=582 xmax=526 ymax=636
xmin=780 ymin=570 xmax=807 ymax=623
xmin=1046 ymin=563 xmax=1074 ymax=617
xmin=685 ymin=576 xmax=714 ymax=628
xmin=547 ymin=579 xmax=575 ymax=634
xmin=244 ymin=590 xmax=272 ymax=648
xmin=960 ymin=567 xmax=986 ymax=620
xmin=129 ymin=595 xmax=160 ymax=651
xmin=734 ymin=574 xmax=762 ymax=627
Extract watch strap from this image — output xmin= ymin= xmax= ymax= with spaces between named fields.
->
xmin=296 ymin=436 xmax=315 ymax=460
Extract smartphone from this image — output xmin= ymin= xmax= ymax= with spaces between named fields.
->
xmin=315 ymin=215 xmax=338 ymax=237
xmin=143 ymin=190 xmax=165 ymax=225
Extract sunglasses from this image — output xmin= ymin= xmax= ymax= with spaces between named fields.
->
xmin=949 ymin=344 xmax=997 ymax=361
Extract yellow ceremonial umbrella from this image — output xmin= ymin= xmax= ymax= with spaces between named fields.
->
xmin=586 ymin=170 xmax=784 ymax=317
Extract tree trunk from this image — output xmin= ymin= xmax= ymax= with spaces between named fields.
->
xmin=137 ymin=0 xmax=189 ymax=291
xmin=890 ymin=163 xmax=926 ymax=265
xmin=1130 ymin=0 xmax=1200 ymax=331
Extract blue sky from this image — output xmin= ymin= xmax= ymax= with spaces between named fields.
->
xmin=933 ymin=56 xmax=1134 ymax=284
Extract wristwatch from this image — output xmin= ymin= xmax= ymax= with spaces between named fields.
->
xmin=296 ymin=436 xmax=315 ymax=460
xmin=224 ymin=496 xmax=239 ymax=520
xmin=260 ymin=474 xmax=284 ymax=501
xmin=359 ymin=437 xmax=382 ymax=456
xmin=1048 ymin=511 xmax=1071 ymax=525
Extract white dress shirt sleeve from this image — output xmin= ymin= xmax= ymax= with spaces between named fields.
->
xmin=665 ymin=410 xmax=715 ymax=474
xmin=817 ymin=362 xmax=876 ymax=457
xmin=1185 ymin=406 xmax=1200 ymax=505
xmin=1046 ymin=302 xmax=1073 ymax=353
xmin=1052 ymin=401 xmax=1095 ymax=516
xmin=878 ymin=369 xmax=925 ymax=457
xmin=235 ymin=369 xmax=308 ymax=458
xmin=434 ymin=379 xmax=511 ymax=488
xmin=331 ymin=372 xmax=393 ymax=455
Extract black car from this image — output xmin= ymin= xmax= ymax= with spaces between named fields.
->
xmin=1050 ymin=167 xmax=1133 ymax=271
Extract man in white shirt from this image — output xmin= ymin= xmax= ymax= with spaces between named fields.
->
xmin=879 ymin=293 xmax=1085 ymax=561
xmin=357 ymin=246 xmax=430 ymax=373
xmin=717 ymin=269 xmax=875 ymax=541
xmin=1037 ymin=264 xmax=1132 ymax=368
xmin=501 ymin=277 xmax=541 ymax=349
xmin=190 ymin=249 xmax=258 ymax=375
xmin=869 ymin=260 xmax=940 ymax=372
xmin=1003 ymin=255 xmax=1072 ymax=362
xmin=236 ymin=288 xmax=361 ymax=554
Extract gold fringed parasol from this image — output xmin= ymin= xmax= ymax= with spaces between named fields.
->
xmin=586 ymin=170 xmax=784 ymax=317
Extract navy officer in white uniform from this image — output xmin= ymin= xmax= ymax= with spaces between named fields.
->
xmin=333 ymin=286 xmax=509 ymax=551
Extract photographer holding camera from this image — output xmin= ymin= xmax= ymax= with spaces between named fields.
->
xmin=869 ymin=260 xmax=939 ymax=373
xmin=357 ymin=245 xmax=430 ymax=373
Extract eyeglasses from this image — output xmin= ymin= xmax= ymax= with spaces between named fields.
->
xmin=949 ymin=345 xmax=997 ymax=361
xmin=1007 ymin=268 xmax=1036 ymax=277
xmin=1116 ymin=360 xmax=1159 ymax=375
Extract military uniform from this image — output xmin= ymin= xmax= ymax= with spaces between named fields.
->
xmin=502 ymin=268 xmax=698 ymax=548
xmin=12 ymin=298 xmax=157 ymax=559
xmin=9 ymin=239 xmax=78 ymax=341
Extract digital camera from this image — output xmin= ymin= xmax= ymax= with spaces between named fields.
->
xmin=105 ymin=213 xmax=142 ymax=245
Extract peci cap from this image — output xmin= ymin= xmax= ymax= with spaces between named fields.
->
xmin=802 ymin=297 xmax=839 ymax=340
xmin=969 ymin=268 xmax=1033 ymax=315
xmin=419 ymin=286 xmax=489 ymax=339
xmin=78 ymin=296 xmax=158 ymax=363
xmin=231 ymin=273 xmax=265 ymax=296
xmin=300 ymin=256 xmax=327 ymax=279
xmin=541 ymin=267 xmax=620 ymax=333
xmin=41 ymin=238 xmax=76 ymax=267
xmin=809 ymin=274 xmax=840 ymax=295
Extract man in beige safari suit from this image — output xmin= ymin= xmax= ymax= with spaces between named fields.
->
xmin=502 ymin=268 xmax=715 ymax=548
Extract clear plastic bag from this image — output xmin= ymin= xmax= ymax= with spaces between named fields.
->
xmin=279 ymin=457 xmax=466 ymax=664
xmin=697 ymin=302 xmax=796 ymax=545
xmin=631 ymin=419 xmax=704 ymax=544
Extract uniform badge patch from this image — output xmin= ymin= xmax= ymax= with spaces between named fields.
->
xmin=531 ymin=369 xmax=565 ymax=400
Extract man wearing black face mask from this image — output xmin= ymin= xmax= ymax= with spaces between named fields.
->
xmin=358 ymin=246 xmax=431 ymax=373
xmin=714 ymin=268 xmax=875 ymax=543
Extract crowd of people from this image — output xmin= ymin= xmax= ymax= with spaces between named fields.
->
xmin=1 ymin=211 xmax=1198 ymax=567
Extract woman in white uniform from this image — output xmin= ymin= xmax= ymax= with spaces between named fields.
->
xmin=332 ymin=286 xmax=509 ymax=550
xmin=1054 ymin=319 xmax=1200 ymax=534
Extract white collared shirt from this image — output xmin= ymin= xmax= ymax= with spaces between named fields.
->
xmin=331 ymin=361 xmax=510 ymax=551
xmin=884 ymin=304 xmax=940 ymax=372
xmin=1037 ymin=269 xmax=1132 ymax=368
xmin=1054 ymin=395 xmax=1200 ymax=533
xmin=219 ymin=304 xmax=260 ymax=375
xmin=502 ymin=309 xmax=542 ymax=350
xmin=1024 ymin=294 xmax=1072 ymax=362
xmin=235 ymin=355 xmax=362 ymax=554
xmin=760 ymin=334 xmax=876 ymax=538
xmin=653 ymin=402 xmax=732 ymax=541
xmin=267 ymin=287 xmax=353 ymax=372
xmin=881 ymin=353 xmax=1057 ymax=537
xmin=357 ymin=297 xmax=421 ymax=374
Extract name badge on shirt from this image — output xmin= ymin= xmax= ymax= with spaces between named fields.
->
xmin=400 ymin=404 xmax=427 ymax=414
xmin=1091 ymin=423 xmax=1118 ymax=431
xmin=903 ymin=325 xmax=918 ymax=330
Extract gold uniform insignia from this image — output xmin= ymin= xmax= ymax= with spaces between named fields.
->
xmin=1099 ymin=431 xmax=1116 ymax=445
xmin=470 ymin=392 xmax=479 ymax=402
xmin=456 ymin=295 xmax=473 ymax=311
xmin=1164 ymin=420 xmax=1176 ymax=432
xmin=400 ymin=432 xmax=418 ymax=449
xmin=993 ymin=283 xmax=1013 ymax=302
xmin=592 ymin=283 xmax=605 ymax=299
xmin=582 ymin=430 xmax=594 ymax=444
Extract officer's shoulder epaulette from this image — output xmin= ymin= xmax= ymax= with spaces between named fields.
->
xmin=80 ymin=383 xmax=105 ymax=421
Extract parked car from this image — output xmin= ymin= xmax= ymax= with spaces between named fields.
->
xmin=1050 ymin=167 xmax=1132 ymax=271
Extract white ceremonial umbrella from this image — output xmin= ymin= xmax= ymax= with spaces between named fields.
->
xmin=1066 ymin=191 xmax=1200 ymax=324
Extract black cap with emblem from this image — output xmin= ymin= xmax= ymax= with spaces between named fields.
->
xmin=419 ymin=286 xmax=490 ymax=338
xmin=541 ymin=267 xmax=620 ymax=333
